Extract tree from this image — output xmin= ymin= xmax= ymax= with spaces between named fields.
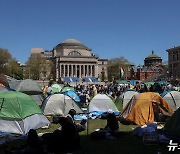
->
xmin=107 ymin=57 xmax=133 ymax=81
xmin=25 ymin=53 xmax=53 ymax=80
xmin=8 ymin=59 xmax=23 ymax=79
xmin=0 ymin=48 xmax=12 ymax=74
xmin=0 ymin=48 xmax=23 ymax=79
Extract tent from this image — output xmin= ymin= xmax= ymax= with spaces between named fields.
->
xmin=120 ymin=92 xmax=174 ymax=126
xmin=31 ymin=94 xmax=44 ymax=106
xmin=64 ymin=90 xmax=80 ymax=103
xmin=119 ymin=91 xmax=139 ymax=109
xmin=164 ymin=107 xmax=180 ymax=138
xmin=0 ymin=86 xmax=15 ymax=92
xmin=88 ymin=94 xmax=119 ymax=113
xmin=118 ymin=80 xmax=129 ymax=85
xmin=41 ymin=93 xmax=82 ymax=116
xmin=162 ymin=91 xmax=180 ymax=111
xmin=9 ymin=79 xmax=42 ymax=95
xmin=61 ymin=86 xmax=75 ymax=92
xmin=144 ymin=81 xmax=155 ymax=89
xmin=51 ymin=84 xmax=64 ymax=93
xmin=0 ymin=91 xmax=49 ymax=134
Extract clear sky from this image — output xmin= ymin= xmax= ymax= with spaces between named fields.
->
xmin=0 ymin=0 xmax=180 ymax=65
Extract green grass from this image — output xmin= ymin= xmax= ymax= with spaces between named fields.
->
xmin=0 ymin=97 xmax=173 ymax=154
xmin=35 ymin=119 xmax=172 ymax=154
xmin=1 ymin=119 xmax=174 ymax=154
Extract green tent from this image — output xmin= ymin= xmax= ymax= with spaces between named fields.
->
xmin=0 ymin=91 xmax=49 ymax=134
xmin=144 ymin=81 xmax=155 ymax=89
xmin=118 ymin=80 xmax=129 ymax=85
xmin=61 ymin=86 xmax=75 ymax=92
xmin=51 ymin=84 xmax=64 ymax=93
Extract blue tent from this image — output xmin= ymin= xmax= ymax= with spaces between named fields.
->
xmin=129 ymin=80 xmax=137 ymax=86
xmin=155 ymin=81 xmax=168 ymax=86
xmin=64 ymin=90 xmax=80 ymax=103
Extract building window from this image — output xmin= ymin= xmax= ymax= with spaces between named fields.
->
xmin=68 ymin=51 xmax=81 ymax=56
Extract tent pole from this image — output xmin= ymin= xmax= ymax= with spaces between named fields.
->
xmin=87 ymin=103 xmax=89 ymax=138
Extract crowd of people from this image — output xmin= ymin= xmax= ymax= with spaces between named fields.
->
xmin=8 ymin=79 xmax=180 ymax=153
xmin=72 ymin=80 xmax=180 ymax=106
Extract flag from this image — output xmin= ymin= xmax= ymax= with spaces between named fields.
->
xmin=120 ymin=67 xmax=124 ymax=79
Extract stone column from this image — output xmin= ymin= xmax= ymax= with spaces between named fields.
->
xmin=59 ymin=64 xmax=61 ymax=78
xmin=83 ymin=65 xmax=85 ymax=78
xmin=79 ymin=65 xmax=81 ymax=78
xmin=63 ymin=64 xmax=65 ymax=77
xmin=75 ymin=65 xmax=77 ymax=77
xmin=56 ymin=58 xmax=59 ymax=81
xmin=90 ymin=65 xmax=93 ymax=77
xmin=67 ymin=64 xmax=69 ymax=77
xmin=95 ymin=65 xmax=98 ymax=78
xmin=87 ymin=65 xmax=89 ymax=77
xmin=71 ymin=65 xmax=73 ymax=77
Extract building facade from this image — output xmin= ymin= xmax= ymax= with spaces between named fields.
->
xmin=144 ymin=50 xmax=162 ymax=67
xmin=52 ymin=39 xmax=108 ymax=81
xmin=131 ymin=51 xmax=164 ymax=81
xmin=166 ymin=46 xmax=180 ymax=79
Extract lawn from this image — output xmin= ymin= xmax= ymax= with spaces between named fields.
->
xmin=36 ymin=118 xmax=172 ymax=154
xmin=1 ymin=118 xmax=174 ymax=154
xmin=1 ymin=98 xmax=174 ymax=154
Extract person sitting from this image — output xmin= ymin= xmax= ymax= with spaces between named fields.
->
xmin=58 ymin=116 xmax=80 ymax=153
xmin=23 ymin=129 xmax=44 ymax=154
xmin=66 ymin=109 xmax=86 ymax=132
xmin=91 ymin=112 xmax=119 ymax=140
xmin=104 ymin=112 xmax=119 ymax=137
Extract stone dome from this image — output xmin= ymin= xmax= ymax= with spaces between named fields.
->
xmin=146 ymin=51 xmax=161 ymax=59
xmin=62 ymin=39 xmax=81 ymax=44
xmin=56 ymin=39 xmax=91 ymax=51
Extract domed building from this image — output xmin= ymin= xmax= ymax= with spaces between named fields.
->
xmin=144 ymin=50 xmax=162 ymax=67
xmin=52 ymin=39 xmax=108 ymax=82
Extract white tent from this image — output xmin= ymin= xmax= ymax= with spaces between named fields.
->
xmin=0 ymin=91 xmax=49 ymax=134
xmin=163 ymin=91 xmax=180 ymax=111
xmin=120 ymin=91 xmax=139 ymax=109
xmin=89 ymin=94 xmax=119 ymax=113
xmin=41 ymin=93 xmax=82 ymax=116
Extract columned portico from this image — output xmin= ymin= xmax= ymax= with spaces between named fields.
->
xmin=57 ymin=63 xmax=98 ymax=78
xmin=53 ymin=39 xmax=108 ymax=81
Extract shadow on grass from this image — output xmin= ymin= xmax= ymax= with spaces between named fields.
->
xmin=75 ymin=132 xmax=174 ymax=154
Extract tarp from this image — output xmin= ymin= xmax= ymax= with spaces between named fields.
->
xmin=88 ymin=94 xmax=119 ymax=113
xmin=9 ymin=79 xmax=42 ymax=95
xmin=163 ymin=91 xmax=180 ymax=111
xmin=120 ymin=92 xmax=174 ymax=126
xmin=41 ymin=93 xmax=82 ymax=116
xmin=164 ymin=107 xmax=180 ymax=137
xmin=0 ymin=91 xmax=49 ymax=134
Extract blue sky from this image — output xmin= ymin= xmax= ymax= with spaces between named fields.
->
xmin=0 ymin=0 xmax=180 ymax=65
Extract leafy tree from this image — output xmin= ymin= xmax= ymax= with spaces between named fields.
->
xmin=0 ymin=48 xmax=12 ymax=74
xmin=107 ymin=57 xmax=133 ymax=81
xmin=25 ymin=53 xmax=53 ymax=80
xmin=0 ymin=48 xmax=23 ymax=79
xmin=8 ymin=59 xmax=23 ymax=79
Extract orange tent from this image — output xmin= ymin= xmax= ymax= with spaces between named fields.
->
xmin=120 ymin=92 xmax=174 ymax=126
